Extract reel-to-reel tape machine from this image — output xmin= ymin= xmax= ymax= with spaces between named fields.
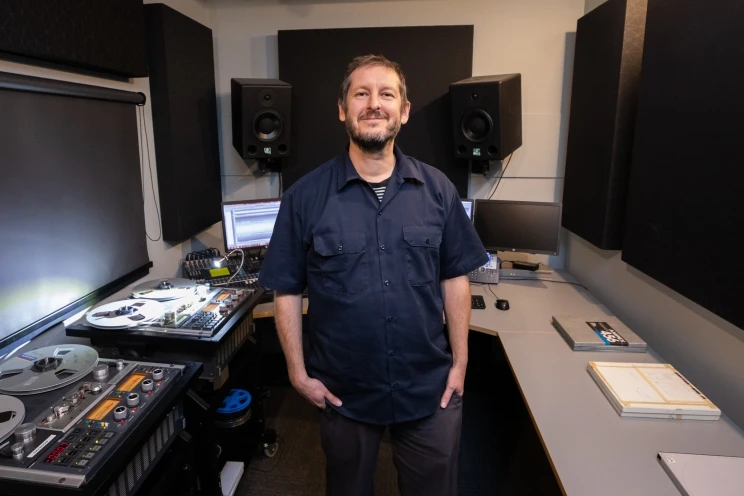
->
xmin=65 ymin=277 xmax=264 ymax=383
xmin=0 ymin=343 xmax=197 ymax=493
xmin=71 ymin=277 xmax=260 ymax=338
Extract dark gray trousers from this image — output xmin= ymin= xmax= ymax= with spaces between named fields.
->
xmin=320 ymin=393 xmax=463 ymax=496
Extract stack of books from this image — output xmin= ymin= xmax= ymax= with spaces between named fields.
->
xmin=587 ymin=361 xmax=721 ymax=420
xmin=552 ymin=315 xmax=647 ymax=352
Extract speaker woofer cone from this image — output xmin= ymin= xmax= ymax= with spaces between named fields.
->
xmin=253 ymin=110 xmax=283 ymax=142
xmin=461 ymin=109 xmax=493 ymax=143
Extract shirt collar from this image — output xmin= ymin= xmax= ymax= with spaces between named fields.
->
xmin=337 ymin=144 xmax=425 ymax=191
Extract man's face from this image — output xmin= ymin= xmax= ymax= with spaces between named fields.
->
xmin=338 ymin=65 xmax=411 ymax=154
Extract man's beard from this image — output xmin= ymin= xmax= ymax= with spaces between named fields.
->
xmin=345 ymin=111 xmax=401 ymax=154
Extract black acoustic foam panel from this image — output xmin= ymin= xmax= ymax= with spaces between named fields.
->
xmin=144 ymin=4 xmax=221 ymax=243
xmin=622 ymin=0 xmax=744 ymax=330
xmin=277 ymin=26 xmax=473 ymax=197
xmin=0 ymin=0 xmax=148 ymax=77
xmin=562 ymin=0 xmax=647 ymax=250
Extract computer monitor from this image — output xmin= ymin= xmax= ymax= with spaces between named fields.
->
xmin=473 ymin=200 xmax=562 ymax=255
xmin=222 ymin=198 xmax=281 ymax=251
xmin=461 ymin=199 xmax=474 ymax=221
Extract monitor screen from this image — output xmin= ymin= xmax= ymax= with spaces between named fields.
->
xmin=222 ymin=199 xmax=281 ymax=251
xmin=473 ymin=200 xmax=562 ymax=255
xmin=461 ymin=199 xmax=474 ymax=221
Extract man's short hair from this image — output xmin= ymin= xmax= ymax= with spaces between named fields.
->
xmin=338 ymin=54 xmax=408 ymax=111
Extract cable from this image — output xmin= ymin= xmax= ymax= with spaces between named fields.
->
xmin=485 ymin=283 xmax=500 ymax=300
xmin=138 ymin=105 xmax=162 ymax=242
xmin=278 ymin=172 xmax=283 ymax=198
xmin=487 ymin=153 xmax=514 ymax=200
xmin=471 ymin=282 xmax=500 ymax=300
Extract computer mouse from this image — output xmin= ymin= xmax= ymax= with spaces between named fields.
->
xmin=495 ymin=299 xmax=510 ymax=311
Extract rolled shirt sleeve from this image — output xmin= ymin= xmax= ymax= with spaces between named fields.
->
xmin=257 ymin=191 xmax=307 ymax=294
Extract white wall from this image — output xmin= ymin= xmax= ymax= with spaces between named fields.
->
xmin=0 ymin=0 xmax=221 ymax=283
xmin=211 ymin=0 xmax=584 ymax=267
xmin=584 ymin=0 xmax=607 ymax=12
xmin=565 ymin=0 xmax=744 ymax=429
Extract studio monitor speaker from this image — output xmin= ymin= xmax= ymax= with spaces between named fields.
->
xmin=231 ymin=78 xmax=292 ymax=159
xmin=449 ymin=74 xmax=522 ymax=161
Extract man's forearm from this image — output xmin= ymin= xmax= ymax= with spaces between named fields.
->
xmin=274 ymin=292 xmax=306 ymax=383
xmin=441 ymin=275 xmax=471 ymax=369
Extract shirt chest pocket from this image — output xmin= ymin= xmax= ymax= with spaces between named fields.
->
xmin=402 ymin=226 xmax=442 ymax=286
xmin=313 ymin=231 xmax=368 ymax=294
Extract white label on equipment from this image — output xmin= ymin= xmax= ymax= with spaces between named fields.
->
xmin=27 ymin=434 xmax=56 ymax=458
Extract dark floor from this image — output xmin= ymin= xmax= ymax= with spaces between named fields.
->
xmin=235 ymin=330 xmax=561 ymax=496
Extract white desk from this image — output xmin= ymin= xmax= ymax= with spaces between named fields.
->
xmin=469 ymin=272 xmax=614 ymax=336
xmin=499 ymin=331 xmax=744 ymax=496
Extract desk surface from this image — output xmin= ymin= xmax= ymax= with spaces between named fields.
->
xmin=499 ymin=331 xmax=744 ymax=496
xmin=469 ymin=273 xmax=614 ymax=336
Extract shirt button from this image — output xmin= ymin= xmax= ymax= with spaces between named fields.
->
xmin=380 ymin=244 xmax=385 ymax=250
xmin=425 ymin=238 xmax=430 ymax=244
xmin=384 ymin=280 xmax=390 ymax=286
xmin=392 ymin=383 xmax=398 ymax=389
xmin=389 ymin=350 xmax=395 ymax=356
xmin=337 ymin=245 xmax=343 ymax=252
xmin=387 ymin=316 xmax=394 ymax=322
xmin=378 ymin=211 xmax=382 ymax=215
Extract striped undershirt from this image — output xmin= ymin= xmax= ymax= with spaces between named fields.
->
xmin=367 ymin=177 xmax=391 ymax=202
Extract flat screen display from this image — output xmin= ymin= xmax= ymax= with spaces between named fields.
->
xmin=0 ymin=82 xmax=149 ymax=351
xmin=222 ymin=199 xmax=281 ymax=251
xmin=461 ymin=199 xmax=474 ymax=221
xmin=474 ymin=200 xmax=562 ymax=255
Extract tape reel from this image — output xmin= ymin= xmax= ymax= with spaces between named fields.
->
xmin=85 ymin=299 xmax=164 ymax=329
xmin=0 ymin=345 xmax=98 ymax=396
xmin=131 ymin=278 xmax=197 ymax=301
xmin=0 ymin=395 xmax=25 ymax=444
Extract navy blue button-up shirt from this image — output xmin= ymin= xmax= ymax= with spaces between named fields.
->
xmin=258 ymin=146 xmax=487 ymax=425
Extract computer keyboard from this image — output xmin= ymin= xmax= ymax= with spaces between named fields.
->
xmin=471 ymin=295 xmax=486 ymax=310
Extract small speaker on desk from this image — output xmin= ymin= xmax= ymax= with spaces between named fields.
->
xmin=449 ymin=74 xmax=522 ymax=161
xmin=231 ymin=79 xmax=292 ymax=160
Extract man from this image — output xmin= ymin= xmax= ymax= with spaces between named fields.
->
xmin=258 ymin=54 xmax=487 ymax=496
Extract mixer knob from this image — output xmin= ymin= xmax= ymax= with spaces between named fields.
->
xmin=90 ymin=384 xmax=103 ymax=395
xmin=93 ymin=364 xmax=109 ymax=381
xmin=113 ymin=406 xmax=128 ymax=420
xmin=14 ymin=424 xmax=36 ymax=444
xmin=71 ymin=397 xmax=80 ymax=406
xmin=151 ymin=369 xmax=164 ymax=381
xmin=126 ymin=393 xmax=140 ymax=407
xmin=141 ymin=379 xmax=154 ymax=392
xmin=116 ymin=359 xmax=124 ymax=370
xmin=11 ymin=443 xmax=24 ymax=460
